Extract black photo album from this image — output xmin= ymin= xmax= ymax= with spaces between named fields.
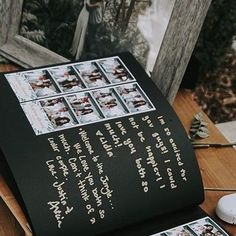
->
xmin=0 ymin=53 xmax=229 ymax=236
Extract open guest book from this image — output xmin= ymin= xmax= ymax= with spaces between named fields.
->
xmin=0 ymin=53 xmax=229 ymax=236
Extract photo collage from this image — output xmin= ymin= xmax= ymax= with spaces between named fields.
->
xmin=151 ymin=217 xmax=229 ymax=236
xmin=5 ymin=57 xmax=155 ymax=135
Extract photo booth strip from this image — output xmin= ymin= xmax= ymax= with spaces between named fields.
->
xmin=40 ymin=97 xmax=77 ymax=130
xmin=49 ymin=66 xmax=86 ymax=92
xmin=73 ymin=61 xmax=110 ymax=88
xmin=150 ymin=217 xmax=229 ymax=236
xmin=116 ymin=83 xmax=153 ymax=113
xmin=5 ymin=56 xmax=136 ymax=103
xmin=66 ymin=92 xmax=104 ymax=124
xmin=161 ymin=225 xmax=194 ymax=235
xmin=187 ymin=217 xmax=228 ymax=236
xmin=24 ymin=69 xmax=59 ymax=97
xmin=97 ymin=57 xmax=134 ymax=84
xmin=92 ymin=88 xmax=128 ymax=118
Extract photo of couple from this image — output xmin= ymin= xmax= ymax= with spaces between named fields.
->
xmin=70 ymin=0 xmax=104 ymax=59
xmin=19 ymin=0 xmax=171 ymax=73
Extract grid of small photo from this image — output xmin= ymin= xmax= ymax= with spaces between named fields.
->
xmin=40 ymin=97 xmax=77 ymax=129
xmin=24 ymin=69 xmax=59 ymax=97
xmin=116 ymin=83 xmax=153 ymax=112
xmin=92 ymin=88 xmax=128 ymax=118
xmin=66 ymin=92 xmax=103 ymax=123
xmin=48 ymin=65 xmax=85 ymax=92
xmin=5 ymin=56 xmax=156 ymax=135
xmin=74 ymin=61 xmax=109 ymax=88
xmin=97 ymin=57 xmax=134 ymax=83
xmin=151 ymin=217 xmax=229 ymax=236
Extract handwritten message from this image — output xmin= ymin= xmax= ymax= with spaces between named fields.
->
xmin=45 ymin=112 xmax=189 ymax=229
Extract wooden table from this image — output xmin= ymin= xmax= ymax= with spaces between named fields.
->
xmin=0 ymin=64 xmax=236 ymax=235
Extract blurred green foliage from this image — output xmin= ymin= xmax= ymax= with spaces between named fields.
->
xmin=20 ymin=0 xmax=82 ymax=58
xmin=193 ymin=0 xmax=236 ymax=76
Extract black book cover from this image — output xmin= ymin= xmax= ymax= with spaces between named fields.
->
xmin=0 ymin=53 xmax=207 ymax=235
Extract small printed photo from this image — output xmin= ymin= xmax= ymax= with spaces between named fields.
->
xmin=150 ymin=233 xmax=167 ymax=236
xmin=98 ymin=57 xmax=133 ymax=83
xmin=93 ymin=88 xmax=127 ymax=118
xmin=49 ymin=66 xmax=85 ymax=92
xmin=24 ymin=70 xmax=58 ymax=97
xmin=40 ymin=97 xmax=76 ymax=129
xmin=74 ymin=62 xmax=109 ymax=88
xmin=187 ymin=217 xmax=228 ymax=236
xmin=66 ymin=93 xmax=102 ymax=123
xmin=116 ymin=83 xmax=152 ymax=112
xmin=161 ymin=226 xmax=194 ymax=236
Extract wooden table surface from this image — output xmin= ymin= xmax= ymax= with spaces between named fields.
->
xmin=0 ymin=64 xmax=236 ymax=235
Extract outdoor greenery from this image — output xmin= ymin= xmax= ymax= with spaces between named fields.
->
xmin=20 ymin=0 xmax=80 ymax=58
xmin=193 ymin=0 xmax=236 ymax=123
xmin=193 ymin=0 xmax=236 ymax=76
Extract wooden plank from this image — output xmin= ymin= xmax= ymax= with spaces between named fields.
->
xmin=0 ymin=0 xmax=68 ymax=68
xmin=0 ymin=63 xmax=18 ymax=73
xmin=0 ymin=198 xmax=25 ymax=236
xmin=0 ymin=36 xmax=68 ymax=68
xmin=0 ymin=0 xmax=23 ymax=45
xmin=0 ymin=177 xmax=32 ymax=236
xmin=152 ymin=0 xmax=211 ymax=103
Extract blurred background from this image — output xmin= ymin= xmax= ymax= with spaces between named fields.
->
xmin=189 ymin=0 xmax=236 ymax=124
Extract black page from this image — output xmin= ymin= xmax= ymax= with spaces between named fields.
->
xmin=0 ymin=148 xmax=20 ymax=197
xmin=0 ymin=53 xmax=204 ymax=235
